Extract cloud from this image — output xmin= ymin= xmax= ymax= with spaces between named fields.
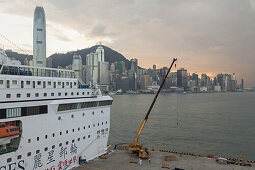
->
xmin=1 ymin=0 xmax=255 ymax=86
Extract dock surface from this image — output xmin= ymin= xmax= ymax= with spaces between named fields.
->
xmin=75 ymin=149 xmax=254 ymax=170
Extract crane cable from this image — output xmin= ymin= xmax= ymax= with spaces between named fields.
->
xmin=175 ymin=61 xmax=180 ymax=127
xmin=0 ymin=33 xmax=31 ymax=55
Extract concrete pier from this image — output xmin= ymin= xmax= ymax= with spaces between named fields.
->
xmin=75 ymin=148 xmax=254 ymax=170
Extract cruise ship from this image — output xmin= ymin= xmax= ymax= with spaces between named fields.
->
xmin=0 ymin=49 xmax=112 ymax=170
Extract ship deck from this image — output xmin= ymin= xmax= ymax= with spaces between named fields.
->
xmin=75 ymin=146 xmax=254 ymax=170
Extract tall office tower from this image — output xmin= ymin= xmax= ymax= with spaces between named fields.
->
xmin=241 ymin=78 xmax=244 ymax=89
xmin=140 ymin=75 xmax=152 ymax=90
xmin=72 ymin=54 xmax=83 ymax=79
xmin=201 ymin=73 xmax=208 ymax=87
xmin=110 ymin=63 xmax=115 ymax=73
xmin=130 ymin=58 xmax=138 ymax=73
xmin=115 ymin=61 xmax=125 ymax=75
xmin=96 ymin=45 xmax=105 ymax=62
xmin=85 ymin=53 xmax=98 ymax=84
xmin=33 ymin=6 xmax=46 ymax=67
xmin=98 ymin=62 xmax=109 ymax=85
xmin=177 ymin=68 xmax=188 ymax=90
xmin=192 ymin=73 xmax=199 ymax=85
xmin=153 ymin=64 xmax=156 ymax=70
xmin=217 ymin=73 xmax=224 ymax=91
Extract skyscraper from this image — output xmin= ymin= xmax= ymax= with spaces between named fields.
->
xmin=130 ymin=58 xmax=138 ymax=73
xmin=177 ymin=68 xmax=188 ymax=90
xmin=241 ymin=78 xmax=244 ymax=89
xmin=33 ymin=6 xmax=46 ymax=67
xmin=72 ymin=54 xmax=83 ymax=79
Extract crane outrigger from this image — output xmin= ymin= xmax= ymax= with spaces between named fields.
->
xmin=129 ymin=58 xmax=177 ymax=159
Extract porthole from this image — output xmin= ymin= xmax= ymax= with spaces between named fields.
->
xmin=101 ymin=110 xmax=103 ymax=113
xmin=35 ymin=93 xmax=39 ymax=97
xmin=52 ymin=145 xmax=55 ymax=149
xmin=66 ymin=141 xmax=69 ymax=145
xmin=60 ymin=132 xmax=62 ymax=135
xmin=51 ymin=93 xmax=54 ymax=96
xmin=45 ymin=135 xmax=48 ymax=139
xmin=58 ymin=92 xmax=61 ymax=96
xmin=52 ymin=133 xmax=55 ymax=137
xmin=66 ymin=130 xmax=68 ymax=134
xmin=82 ymin=92 xmax=85 ymax=95
xmin=87 ymin=92 xmax=89 ymax=95
xmin=71 ymin=92 xmax=74 ymax=95
xmin=88 ymin=125 xmax=90 ymax=128
xmin=106 ymin=121 xmax=108 ymax=124
xmin=98 ymin=123 xmax=99 ymax=126
xmin=59 ymin=143 xmax=62 ymax=147
xmin=72 ymin=139 xmax=75 ymax=143
xmin=44 ymin=93 xmax=47 ymax=97
xmin=83 ymin=126 xmax=85 ymax=130
xmin=71 ymin=115 xmax=74 ymax=118
xmin=77 ymin=92 xmax=79 ymax=95
xmin=78 ymin=138 xmax=80 ymax=141
xmin=65 ymin=92 xmax=68 ymax=96
xmin=83 ymin=136 xmax=85 ymax=140
xmin=36 ymin=150 xmax=40 ymax=154
xmin=16 ymin=94 xmax=21 ymax=98
xmin=88 ymin=135 xmax=90 ymax=138
xmin=17 ymin=155 xmax=22 ymax=160
xmin=37 ymin=137 xmax=39 ymax=141
xmin=78 ymin=127 xmax=80 ymax=131
xmin=28 ymin=139 xmax=31 ymax=143
xmin=102 ymin=122 xmax=103 ymax=125
xmin=58 ymin=116 xmax=61 ymax=120
xmin=92 ymin=112 xmax=94 ymax=115
xmin=93 ymin=124 xmax=95 ymax=127
xmin=7 ymin=158 xmax=12 ymax=163
xmin=27 ymin=152 xmax=31 ymax=157
xmin=83 ymin=113 xmax=85 ymax=117
xmin=44 ymin=147 xmax=48 ymax=151
xmin=27 ymin=93 xmax=30 ymax=97
xmin=72 ymin=129 xmax=74 ymax=132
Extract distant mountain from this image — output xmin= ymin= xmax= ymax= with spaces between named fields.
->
xmin=5 ymin=50 xmax=32 ymax=65
xmin=4 ymin=45 xmax=131 ymax=69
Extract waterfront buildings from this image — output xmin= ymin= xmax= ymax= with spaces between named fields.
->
xmin=85 ymin=46 xmax=109 ymax=87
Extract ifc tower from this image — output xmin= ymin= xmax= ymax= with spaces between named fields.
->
xmin=33 ymin=6 xmax=46 ymax=67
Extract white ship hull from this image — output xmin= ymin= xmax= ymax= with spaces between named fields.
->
xmin=0 ymin=96 xmax=111 ymax=170
xmin=0 ymin=64 xmax=112 ymax=170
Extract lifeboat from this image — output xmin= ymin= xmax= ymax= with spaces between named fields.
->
xmin=0 ymin=123 xmax=20 ymax=144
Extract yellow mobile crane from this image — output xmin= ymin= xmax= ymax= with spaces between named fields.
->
xmin=129 ymin=58 xmax=177 ymax=159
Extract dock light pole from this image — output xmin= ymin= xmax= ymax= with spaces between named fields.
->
xmin=130 ymin=58 xmax=177 ymax=147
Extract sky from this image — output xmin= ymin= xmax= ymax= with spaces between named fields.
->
xmin=0 ymin=0 xmax=255 ymax=87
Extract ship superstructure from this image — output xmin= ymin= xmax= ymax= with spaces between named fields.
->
xmin=0 ymin=58 xmax=112 ymax=169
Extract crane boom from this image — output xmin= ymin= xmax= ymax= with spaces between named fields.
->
xmin=131 ymin=58 xmax=177 ymax=147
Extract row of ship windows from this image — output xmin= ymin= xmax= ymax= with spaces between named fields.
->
xmin=0 ymin=103 xmax=108 ymax=119
xmin=0 ymin=105 xmax=48 ymax=119
xmin=0 ymin=79 xmax=77 ymax=89
xmin=6 ymin=91 xmax=90 ymax=99
xmin=58 ymin=100 xmax=113 ymax=112
xmin=6 ymin=132 xmax=98 ymax=163
xmin=27 ymin=125 xmax=108 ymax=143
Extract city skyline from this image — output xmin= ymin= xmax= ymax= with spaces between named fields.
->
xmin=0 ymin=0 xmax=255 ymax=87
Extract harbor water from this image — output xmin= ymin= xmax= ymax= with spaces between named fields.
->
xmin=109 ymin=92 xmax=255 ymax=160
